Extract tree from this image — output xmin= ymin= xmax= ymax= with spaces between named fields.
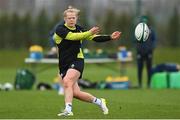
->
xmin=9 ymin=12 xmax=22 ymax=48
xmin=49 ymin=13 xmax=61 ymax=29
xmin=116 ymin=13 xmax=133 ymax=47
xmin=34 ymin=9 xmax=50 ymax=47
xmin=167 ymin=6 xmax=179 ymax=47
xmin=20 ymin=12 xmax=33 ymax=48
xmin=102 ymin=9 xmax=116 ymax=34
xmin=0 ymin=14 xmax=10 ymax=49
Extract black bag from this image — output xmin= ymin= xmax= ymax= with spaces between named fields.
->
xmin=14 ymin=69 xmax=36 ymax=90
xmin=78 ymin=79 xmax=97 ymax=89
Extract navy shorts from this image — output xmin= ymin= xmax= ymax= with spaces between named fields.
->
xmin=59 ymin=59 xmax=84 ymax=79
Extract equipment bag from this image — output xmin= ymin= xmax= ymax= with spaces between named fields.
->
xmin=14 ymin=69 xmax=36 ymax=90
xmin=169 ymin=72 xmax=180 ymax=89
xmin=151 ymin=72 xmax=168 ymax=89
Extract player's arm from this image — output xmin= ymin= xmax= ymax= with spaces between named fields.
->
xmin=86 ymin=35 xmax=112 ymax=42
xmin=54 ymin=26 xmax=99 ymax=41
xmin=65 ymin=31 xmax=92 ymax=40
xmin=65 ymin=26 xmax=100 ymax=40
xmin=86 ymin=31 xmax=121 ymax=42
xmin=54 ymin=30 xmax=97 ymax=42
xmin=53 ymin=28 xmax=92 ymax=44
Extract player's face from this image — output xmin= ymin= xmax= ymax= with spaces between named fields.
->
xmin=64 ymin=12 xmax=78 ymax=28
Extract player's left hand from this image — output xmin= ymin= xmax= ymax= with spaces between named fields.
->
xmin=111 ymin=31 xmax=121 ymax=40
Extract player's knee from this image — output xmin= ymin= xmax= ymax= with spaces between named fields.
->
xmin=63 ymin=79 xmax=73 ymax=88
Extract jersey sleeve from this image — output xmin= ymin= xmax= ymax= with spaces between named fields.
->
xmin=55 ymin=25 xmax=69 ymax=39
xmin=65 ymin=31 xmax=92 ymax=40
xmin=86 ymin=35 xmax=111 ymax=42
xmin=92 ymin=35 xmax=111 ymax=42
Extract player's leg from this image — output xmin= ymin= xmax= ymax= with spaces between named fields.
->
xmin=146 ymin=53 xmax=153 ymax=88
xmin=58 ymin=69 xmax=80 ymax=116
xmin=58 ymin=74 xmax=64 ymax=95
xmin=63 ymin=69 xmax=80 ymax=105
xmin=137 ymin=53 xmax=144 ymax=88
xmin=73 ymin=82 xmax=109 ymax=114
xmin=73 ymin=82 xmax=94 ymax=102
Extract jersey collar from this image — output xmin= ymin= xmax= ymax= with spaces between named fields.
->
xmin=64 ymin=23 xmax=76 ymax=30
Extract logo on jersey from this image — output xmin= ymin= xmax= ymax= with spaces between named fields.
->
xmin=71 ymin=64 xmax=75 ymax=68
xmin=60 ymin=73 xmax=64 ymax=77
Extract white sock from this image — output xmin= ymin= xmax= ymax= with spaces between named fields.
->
xmin=92 ymin=97 xmax=101 ymax=106
xmin=65 ymin=103 xmax=72 ymax=112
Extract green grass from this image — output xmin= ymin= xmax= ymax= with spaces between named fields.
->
xmin=0 ymin=48 xmax=180 ymax=118
xmin=0 ymin=49 xmax=28 ymax=68
xmin=0 ymin=63 xmax=139 ymax=87
xmin=0 ymin=89 xmax=180 ymax=119
xmin=154 ymin=47 xmax=180 ymax=64
xmin=0 ymin=48 xmax=138 ymax=86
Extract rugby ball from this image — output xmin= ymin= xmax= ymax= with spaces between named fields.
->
xmin=135 ymin=22 xmax=150 ymax=42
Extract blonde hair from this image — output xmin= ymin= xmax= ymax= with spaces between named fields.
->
xmin=63 ymin=6 xmax=80 ymax=17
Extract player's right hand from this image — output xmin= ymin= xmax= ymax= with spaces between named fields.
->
xmin=89 ymin=26 xmax=100 ymax=35
xmin=111 ymin=31 xmax=121 ymax=40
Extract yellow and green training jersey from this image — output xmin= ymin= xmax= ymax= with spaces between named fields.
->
xmin=53 ymin=23 xmax=112 ymax=69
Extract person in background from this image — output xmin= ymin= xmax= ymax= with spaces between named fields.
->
xmin=136 ymin=15 xmax=157 ymax=88
xmin=49 ymin=20 xmax=65 ymax=47
xmin=151 ymin=63 xmax=180 ymax=75
xmin=53 ymin=6 xmax=121 ymax=116
xmin=46 ymin=21 xmax=65 ymax=58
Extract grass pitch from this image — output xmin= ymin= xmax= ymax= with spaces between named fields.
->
xmin=0 ymin=49 xmax=180 ymax=119
xmin=0 ymin=89 xmax=180 ymax=119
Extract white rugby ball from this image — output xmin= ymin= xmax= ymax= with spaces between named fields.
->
xmin=135 ymin=22 xmax=150 ymax=42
